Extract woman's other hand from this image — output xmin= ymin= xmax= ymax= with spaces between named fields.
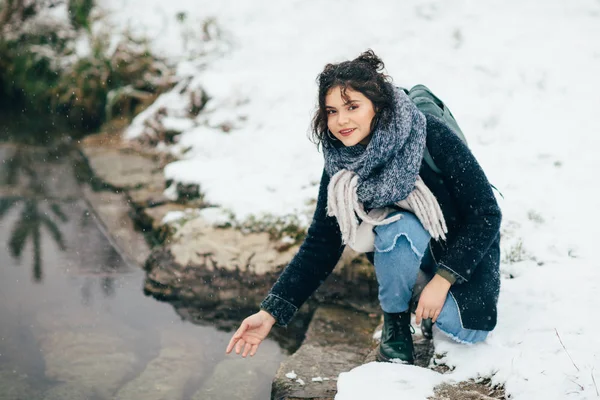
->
xmin=225 ymin=310 xmax=276 ymax=357
xmin=415 ymin=274 xmax=451 ymax=325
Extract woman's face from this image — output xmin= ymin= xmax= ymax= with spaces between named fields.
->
xmin=325 ymin=86 xmax=376 ymax=147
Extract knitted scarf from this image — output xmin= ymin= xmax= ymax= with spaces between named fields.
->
xmin=323 ymin=85 xmax=447 ymax=247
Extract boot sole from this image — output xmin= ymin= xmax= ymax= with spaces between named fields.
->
xmin=376 ymin=348 xmax=414 ymax=365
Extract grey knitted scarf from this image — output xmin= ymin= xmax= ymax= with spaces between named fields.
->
xmin=323 ymin=86 xmax=427 ymax=209
xmin=323 ymin=85 xmax=448 ymax=248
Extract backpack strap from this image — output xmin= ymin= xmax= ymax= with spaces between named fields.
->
xmin=406 ymin=85 xmax=466 ymax=174
xmin=401 ymin=85 xmax=503 ymax=197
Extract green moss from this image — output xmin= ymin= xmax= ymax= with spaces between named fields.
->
xmin=233 ymin=213 xmax=307 ymax=244
xmin=68 ymin=0 xmax=94 ymax=31
xmin=0 ymin=3 xmax=173 ymax=131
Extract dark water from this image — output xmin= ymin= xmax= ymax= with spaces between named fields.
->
xmin=0 ymin=144 xmax=284 ymax=399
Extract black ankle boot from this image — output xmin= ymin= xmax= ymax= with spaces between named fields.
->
xmin=376 ymin=311 xmax=415 ymax=364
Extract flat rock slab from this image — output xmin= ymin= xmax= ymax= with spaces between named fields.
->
xmin=80 ymin=146 xmax=161 ymax=190
xmin=167 ymin=216 xmax=298 ymax=275
xmin=272 ymin=305 xmax=380 ymax=400
xmin=192 ymin=354 xmax=281 ymax=400
xmin=0 ymin=368 xmax=41 ymax=400
xmin=114 ymin=330 xmax=206 ymax=400
xmin=82 ymin=186 xmax=151 ymax=267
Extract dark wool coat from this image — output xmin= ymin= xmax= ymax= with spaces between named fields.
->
xmin=260 ymin=115 xmax=502 ymax=331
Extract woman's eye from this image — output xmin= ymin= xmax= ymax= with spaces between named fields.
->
xmin=348 ymin=105 xmax=358 ymax=111
xmin=326 ymin=110 xmax=336 ymax=115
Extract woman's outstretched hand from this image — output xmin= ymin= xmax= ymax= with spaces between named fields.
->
xmin=226 ymin=310 xmax=276 ymax=358
xmin=415 ymin=274 xmax=452 ymax=325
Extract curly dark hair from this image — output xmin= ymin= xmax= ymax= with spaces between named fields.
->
xmin=310 ymin=49 xmax=395 ymax=148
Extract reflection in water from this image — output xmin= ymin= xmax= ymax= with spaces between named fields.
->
xmin=0 ymin=144 xmax=285 ymax=399
xmin=2 ymin=197 xmax=67 ymax=281
xmin=1 ymin=145 xmax=70 ymax=282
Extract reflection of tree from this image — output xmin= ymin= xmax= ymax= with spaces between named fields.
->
xmin=2 ymin=197 xmax=67 ymax=281
xmin=0 ymin=145 xmax=69 ymax=282
xmin=1 ymin=145 xmax=126 ymax=297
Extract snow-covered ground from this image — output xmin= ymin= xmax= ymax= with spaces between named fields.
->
xmin=102 ymin=0 xmax=600 ymax=398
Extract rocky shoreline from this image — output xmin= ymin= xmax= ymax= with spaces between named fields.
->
xmin=77 ymin=130 xmax=505 ymax=400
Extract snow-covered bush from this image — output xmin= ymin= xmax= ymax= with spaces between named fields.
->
xmin=0 ymin=0 xmax=174 ymax=130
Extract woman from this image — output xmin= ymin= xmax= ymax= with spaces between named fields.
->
xmin=225 ymin=50 xmax=501 ymax=364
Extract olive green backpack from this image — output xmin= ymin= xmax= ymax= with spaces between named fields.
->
xmin=400 ymin=84 xmax=501 ymax=196
xmin=399 ymin=84 xmax=467 ymax=174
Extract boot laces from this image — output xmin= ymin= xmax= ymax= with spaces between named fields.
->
xmin=387 ymin=315 xmax=414 ymax=340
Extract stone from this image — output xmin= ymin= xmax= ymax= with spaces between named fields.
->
xmin=38 ymin=330 xmax=137 ymax=399
xmin=0 ymin=368 xmax=40 ymax=400
xmin=33 ymin=308 xmax=139 ymax=400
xmin=271 ymin=305 xmax=380 ymax=400
xmin=167 ymin=216 xmax=298 ymax=274
xmin=143 ymin=247 xmax=281 ymax=308
xmin=143 ymin=231 xmax=382 ymax=317
xmin=139 ymin=203 xmax=189 ymax=232
xmin=80 ymin=146 xmax=160 ymax=190
xmin=81 ymin=186 xmax=151 ymax=267
xmin=191 ymin=355 xmax=280 ymax=400
xmin=42 ymin=383 xmax=94 ymax=400
xmin=127 ymin=181 xmax=169 ymax=209
xmin=302 ymin=305 xmax=380 ymax=350
xmin=114 ymin=330 xmax=206 ymax=400
xmin=34 ymin=304 xmax=139 ymax=399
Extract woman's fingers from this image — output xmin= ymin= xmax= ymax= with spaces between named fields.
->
xmin=415 ymin=305 xmax=424 ymax=325
xmin=226 ymin=334 xmax=240 ymax=354
xmin=242 ymin=342 xmax=252 ymax=358
xmin=249 ymin=343 xmax=259 ymax=357
xmin=226 ymin=322 xmax=248 ymax=354
xmin=432 ymin=309 xmax=441 ymax=323
xmin=423 ymin=309 xmax=431 ymax=321
xmin=225 ymin=338 xmax=237 ymax=354
xmin=235 ymin=336 xmax=247 ymax=354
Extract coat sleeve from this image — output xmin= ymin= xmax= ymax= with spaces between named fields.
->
xmin=426 ymin=115 xmax=502 ymax=284
xmin=260 ymin=169 xmax=345 ymax=326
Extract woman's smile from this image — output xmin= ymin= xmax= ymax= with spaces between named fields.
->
xmin=325 ymin=86 xmax=376 ymax=146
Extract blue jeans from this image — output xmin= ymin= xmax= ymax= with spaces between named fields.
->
xmin=373 ymin=211 xmax=488 ymax=344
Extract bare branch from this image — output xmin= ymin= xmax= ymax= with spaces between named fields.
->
xmin=568 ymin=378 xmax=584 ymax=391
xmin=554 ymin=328 xmax=579 ymax=372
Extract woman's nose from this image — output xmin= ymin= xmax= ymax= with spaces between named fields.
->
xmin=337 ymin=111 xmax=349 ymax=126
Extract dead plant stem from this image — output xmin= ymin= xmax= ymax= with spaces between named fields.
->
xmin=554 ymin=328 xmax=579 ymax=372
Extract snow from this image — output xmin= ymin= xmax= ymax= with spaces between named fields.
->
xmin=100 ymin=0 xmax=600 ymax=398
xmin=337 ymin=363 xmax=445 ymax=400
xmin=285 ymin=371 xmax=297 ymax=380
xmin=161 ymin=210 xmax=187 ymax=225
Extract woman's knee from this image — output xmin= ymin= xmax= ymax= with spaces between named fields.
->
xmin=436 ymin=324 xmax=489 ymax=344
xmin=374 ymin=212 xmax=431 ymax=257
xmin=435 ymin=294 xmax=489 ymax=345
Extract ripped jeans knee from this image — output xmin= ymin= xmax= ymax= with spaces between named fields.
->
xmin=373 ymin=211 xmax=431 ymax=313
